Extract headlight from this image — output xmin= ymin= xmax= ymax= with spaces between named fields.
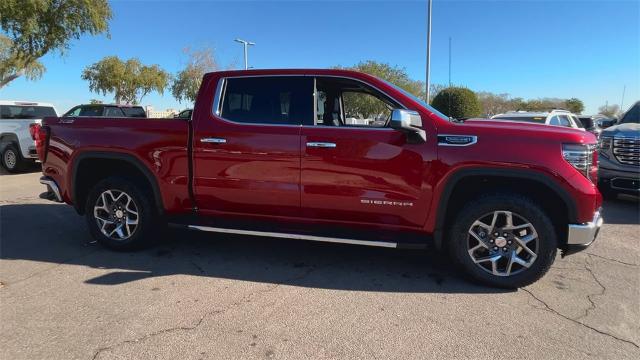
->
xmin=563 ymin=143 xmax=598 ymax=182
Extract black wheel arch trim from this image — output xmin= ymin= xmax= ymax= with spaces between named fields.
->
xmin=433 ymin=167 xmax=577 ymax=250
xmin=0 ymin=133 xmax=21 ymax=152
xmin=71 ymin=151 xmax=165 ymax=216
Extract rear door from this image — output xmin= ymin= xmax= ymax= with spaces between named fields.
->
xmin=300 ymin=77 xmax=430 ymax=228
xmin=193 ymin=76 xmax=313 ymax=217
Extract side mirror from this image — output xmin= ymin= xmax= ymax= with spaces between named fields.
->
xmin=390 ymin=109 xmax=426 ymax=143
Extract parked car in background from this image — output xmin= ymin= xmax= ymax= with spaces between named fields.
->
xmin=577 ymin=114 xmax=607 ymax=139
xmin=598 ymin=101 xmax=640 ymax=198
xmin=35 ymin=69 xmax=602 ymax=288
xmin=175 ymin=109 xmax=192 ymax=119
xmin=63 ymin=104 xmax=147 ymax=118
xmin=0 ymin=101 xmax=57 ymax=172
xmin=491 ymin=110 xmax=584 ymax=130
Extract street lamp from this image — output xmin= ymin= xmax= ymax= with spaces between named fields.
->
xmin=425 ymin=0 xmax=432 ymax=103
xmin=234 ymin=38 xmax=255 ymax=70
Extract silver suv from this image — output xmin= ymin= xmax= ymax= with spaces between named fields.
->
xmin=598 ymin=101 xmax=640 ymax=197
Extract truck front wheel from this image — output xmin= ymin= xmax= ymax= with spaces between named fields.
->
xmin=448 ymin=193 xmax=557 ymax=288
xmin=85 ymin=176 xmax=157 ymax=250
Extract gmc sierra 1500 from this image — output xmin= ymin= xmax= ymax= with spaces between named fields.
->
xmin=36 ymin=69 xmax=602 ymax=288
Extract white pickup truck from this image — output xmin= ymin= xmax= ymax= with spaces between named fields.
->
xmin=0 ymin=101 xmax=58 ymax=172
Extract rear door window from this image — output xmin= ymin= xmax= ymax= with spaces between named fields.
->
xmin=0 ymin=105 xmax=56 ymax=119
xmin=549 ymin=116 xmax=561 ymax=126
xmin=122 ymin=107 xmax=147 ymax=117
xmin=558 ymin=115 xmax=572 ymax=127
xmin=220 ymin=77 xmax=313 ymax=125
xmin=104 ymin=107 xmax=125 ymax=117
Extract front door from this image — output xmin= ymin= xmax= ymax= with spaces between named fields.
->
xmin=300 ymin=77 xmax=430 ymax=228
xmin=193 ymin=76 xmax=313 ymax=218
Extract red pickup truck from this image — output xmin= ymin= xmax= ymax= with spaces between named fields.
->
xmin=36 ymin=69 xmax=602 ymax=288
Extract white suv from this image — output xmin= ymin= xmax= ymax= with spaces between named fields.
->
xmin=491 ymin=110 xmax=584 ymax=130
xmin=0 ymin=101 xmax=58 ymax=172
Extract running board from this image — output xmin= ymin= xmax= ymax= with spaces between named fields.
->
xmin=187 ymin=225 xmax=398 ymax=248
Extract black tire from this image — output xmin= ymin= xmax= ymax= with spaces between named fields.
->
xmin=598 ymin=183 xmax=618 ymax=201
xmin=1 ymin=143 xmax=25 ymax=173
xmin=85 ymin=176 xmax=157 ymax=250
xmin=448 ymin=193 xmax=557 ymax=288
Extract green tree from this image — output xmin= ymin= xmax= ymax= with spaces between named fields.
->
xmin=0 ymin=0 xmax=111 ymax=88
xmin=564 ymin=98 xmax=584 ymax=114
xmin=334 ymin=61 xmax=425 ymax=118
xmin=431 ymin=87 xmax=482 ymax=119
xmin=598 ymin=104 xmax=620 ymax=118
xmin=171 ymin=47 xmax=218 ymax=104
xmin=82 ymin=56 xmax=169 ymax=104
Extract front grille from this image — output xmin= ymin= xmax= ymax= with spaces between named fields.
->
xmin=613 ymin=137 xmax=640 ymax=166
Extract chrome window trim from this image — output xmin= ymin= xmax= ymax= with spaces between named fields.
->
xmin=210 ymin=74 xmax=407 ymax=129
xmin=212 ymin=77 xmax=226 ymax=116
xmin=437 ymin=134 xmax=478 ymax=147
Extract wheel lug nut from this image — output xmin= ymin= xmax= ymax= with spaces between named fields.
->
xmin=493 ymin=246 xmax=498 ymax=251
xmin=489 ymin=239 xmax=494 ymax=243
xmin=493 ymin=232 xmax=499 ymax=236
xmin=503 ymin=233 xmax=508 ymax=237
xmin=508 ymin=240 xmax=512 ymax=244
xmin=503 ymin=247 xmax=508 ymax=251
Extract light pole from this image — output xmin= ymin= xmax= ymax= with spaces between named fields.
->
xmin=234 ymin=38 xmax=255 ymax=70
xmin=425 ymin=0 xmax=432 ymax=103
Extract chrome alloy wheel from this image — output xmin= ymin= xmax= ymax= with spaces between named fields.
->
xmin=93 ymin=189 xmax=139 ymax=240
xmin=4 ymin=149 xmax=17 ymax=169
xmin=467 ymin=210 xmax=539 ymax=277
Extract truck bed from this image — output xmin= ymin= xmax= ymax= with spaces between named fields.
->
xmin=42 ymin=116 xmax=191 ymax=213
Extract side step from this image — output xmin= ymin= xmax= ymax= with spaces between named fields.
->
xmin=186 ymin=225 xmax=398 ymax=248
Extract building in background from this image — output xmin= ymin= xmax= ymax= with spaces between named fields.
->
xmin=144 ymin=106 xmax=178 ymax=118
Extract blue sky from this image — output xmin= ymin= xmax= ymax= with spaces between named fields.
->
xmin=1 ymin=0 xmax=638 ymax=115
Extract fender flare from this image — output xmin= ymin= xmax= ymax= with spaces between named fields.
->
xmin=0 ymin=133 xmax=20 ymax=153
xmin=71 ymin=151 xmax=165 ymax=215
xmin=432 ymin=167 xmax=577 ymax=250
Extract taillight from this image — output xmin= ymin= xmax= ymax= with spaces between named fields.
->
xmin=562 ymin=143 xmax=598 ymax=183
xmin=29 ymin=123 xmax=39 ymax=140
xmin=32 ymin=124 xmax=49 ymax=162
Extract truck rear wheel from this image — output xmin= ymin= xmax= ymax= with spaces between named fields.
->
xmin=448 ymin=193 xmax=557 ymax=288
xmin=85 ymin=176 xmax=157 ymax=250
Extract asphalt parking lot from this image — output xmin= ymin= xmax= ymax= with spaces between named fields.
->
xmin=1 ymin=168 xmax=638 ymax=360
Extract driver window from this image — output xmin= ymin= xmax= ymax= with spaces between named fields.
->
xmin=315 ymin=77 xmax=398 ymax=128
xmin=342 ymin=92 xmax=391 ymax=127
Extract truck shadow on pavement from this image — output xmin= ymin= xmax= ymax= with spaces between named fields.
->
xmin=0 ymin=203 xmax=527 ymax=294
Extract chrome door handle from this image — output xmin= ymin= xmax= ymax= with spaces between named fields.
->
xmin=306 ymin=142 xmax=336 ymax=148
xmin=201 ymin=137 xmax=227 ymax=144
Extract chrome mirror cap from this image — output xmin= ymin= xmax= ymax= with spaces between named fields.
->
xmin=391 ymin=109 xmax=422 ymax=128
xmin=390 ymin=109 xmax=426 ymax=143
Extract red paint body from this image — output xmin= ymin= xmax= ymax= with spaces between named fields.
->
xmin=41 ymin=69 xmax=601 ymax=243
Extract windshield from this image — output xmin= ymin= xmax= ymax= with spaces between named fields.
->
xmin=620 ymin=103 xmax=639 ymax=124
xmin=379 ymin=79 xmax=449 ymax=121
xmin=0 ymin=105 xmax=56 ymax=119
